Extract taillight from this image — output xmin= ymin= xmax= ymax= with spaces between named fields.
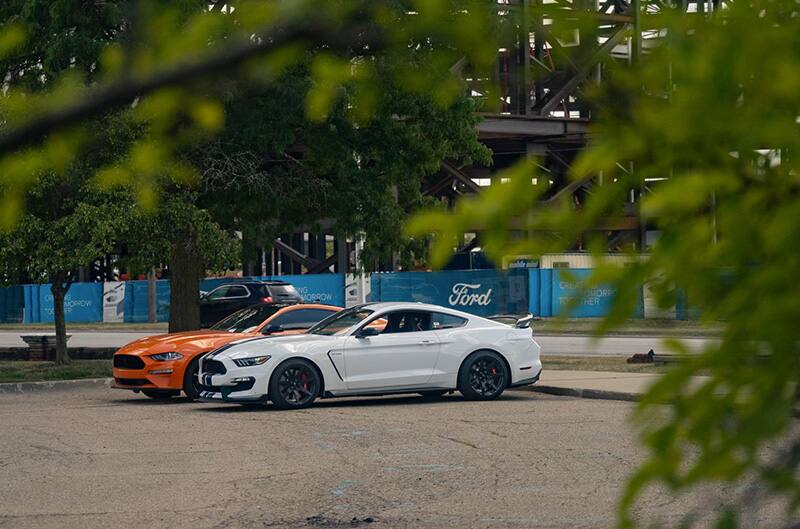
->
xmin=262 ymin=296 xmax=273 ymax=303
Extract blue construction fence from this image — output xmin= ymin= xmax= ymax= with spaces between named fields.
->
xmin=371 ymin=268 xmax=647 ymax=319
xmin=5 ymin=268 xmax=695 ymax=324
xmin=19 ymin=274 xmax=346 ymax=324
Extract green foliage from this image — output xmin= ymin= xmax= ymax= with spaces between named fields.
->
xmin=0 ymin=0 xmax=500 ymax=227
xmin=410 ymin=2 xmax=800 ymax=527
xmin=195 ymin=60 xmax=489 ymax=270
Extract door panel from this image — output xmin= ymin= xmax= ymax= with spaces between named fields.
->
xmin=343 ymin=331 xmax=440 ymax=390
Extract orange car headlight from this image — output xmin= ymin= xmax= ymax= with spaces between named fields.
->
xmin=149 ymin=352 xmax=183 ymax=361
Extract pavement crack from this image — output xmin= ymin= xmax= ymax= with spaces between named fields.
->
xmin=437 ymin=435 xmax=478 ymax=449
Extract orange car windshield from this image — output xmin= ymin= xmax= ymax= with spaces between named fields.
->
xmin=308 ymin=307 xmax=373 ymax=336
xmin=211 ymin=305 xmax=283 ymax=333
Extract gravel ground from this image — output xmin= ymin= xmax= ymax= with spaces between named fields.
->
xmin=0 ymin=387 xmax=786 ymax=529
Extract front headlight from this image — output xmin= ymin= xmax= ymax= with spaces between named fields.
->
xmin=233 ymin=355 xmax=271 ymax=367
xmin=150 ymin=352 xmax=183 ymax=361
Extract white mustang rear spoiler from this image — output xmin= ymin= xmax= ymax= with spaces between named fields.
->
xmin=488 ymin=313 xmax=534 ymax=329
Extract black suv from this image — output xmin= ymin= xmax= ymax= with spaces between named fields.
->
xmin=199 ymin=281 xmax=303 ymax=327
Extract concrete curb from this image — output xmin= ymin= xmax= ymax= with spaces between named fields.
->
xmin=1 ymin=377 xmax=640 ymax=403
xmin=0 ymin=377 xmax=113 ymax=394
xmin=526 ymin=384 xmax=639 ymax=402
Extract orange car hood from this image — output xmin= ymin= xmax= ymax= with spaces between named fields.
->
xmin=116 ymin=329 xmax=259 ymax=356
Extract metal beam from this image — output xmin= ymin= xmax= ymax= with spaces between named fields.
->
xmin=477 ymin=115 xmax=589 ymax=137
xmin=441 ymin=161 xmax=481 ymax=193
xmin=273 ymin=239 xmax=315 ymax=270
xmin=535 ymin=26 xmax=629 ymax=115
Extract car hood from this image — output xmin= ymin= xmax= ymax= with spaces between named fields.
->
xmin=209 ymin=333 xmax=341 ymax=360
xmin=116 ymin=330 xmax=259 ymax=356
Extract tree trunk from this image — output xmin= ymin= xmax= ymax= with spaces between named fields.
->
xmin=50 ymin=278 xmax=71 ymax=365
xmin=147 ymin=268 xmax=157 ymax=323
xmin=168 ymin=239 xmax=203 ymax=332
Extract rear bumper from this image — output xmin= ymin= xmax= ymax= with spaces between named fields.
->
xmin=509 ymin=368 xmax=541 ymax=388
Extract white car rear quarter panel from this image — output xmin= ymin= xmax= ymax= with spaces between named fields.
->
xmin=432 ymin=324 xmax=540 ymax=386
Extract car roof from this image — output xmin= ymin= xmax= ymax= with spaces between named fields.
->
xmin=358 ymin=301 xmax=474 ymax=316
xmin=278 ymin=303 xmax=342 ymax=311
xmin=214 ymin=280 xmax=292 ymax=287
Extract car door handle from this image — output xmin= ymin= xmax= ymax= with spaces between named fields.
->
xmin=418 ymin=340 xmax=436 ymax=345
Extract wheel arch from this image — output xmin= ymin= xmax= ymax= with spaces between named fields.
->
xmin=269 ymin=356 xmax=326 ymax=397
xmin=458 ymin=348 xmax=512 ymax=382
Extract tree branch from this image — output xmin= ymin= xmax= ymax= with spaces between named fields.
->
xmin=0 ymin=18 xmax=382 ymax=155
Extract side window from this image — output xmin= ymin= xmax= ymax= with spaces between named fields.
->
xmin=206 ymin=286 xmax=231 ymax=300
xmin=378 ymin=311 xmax=433 ymax=335
xmin=432 ymin=312 xmax=468 ymax=330
xmin=272 ymin=309 xmax=338 ymax=328
xmin=226 ymin=285 xmax=249 ymax=298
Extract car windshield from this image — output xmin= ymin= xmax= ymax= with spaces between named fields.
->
xmin=211 ymin=305 xmax=283 ymax=333
xmin=307 ymin=307 xmax=374 ymax=336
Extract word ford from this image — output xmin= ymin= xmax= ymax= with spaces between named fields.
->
xmin=448 ymin=283 xmax=493 ymax=307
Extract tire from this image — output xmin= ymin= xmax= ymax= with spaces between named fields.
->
xmin=182 ymin=357 xmax=203 ymax=401
xmin=268 ymin=359 xmax=321 ymax=410
xmin=142 ymin=389 xmax=180 ymax=399
xmin=457 ymin=351 xmax=509 ymax=401
xmin=418 ymin=390 xmax=448 ymax=399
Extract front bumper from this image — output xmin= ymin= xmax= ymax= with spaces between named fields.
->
xmin=111 ymin=364 xmax=184 ymax=390
xmin=197 ymin=358 xmax=271 ymax=402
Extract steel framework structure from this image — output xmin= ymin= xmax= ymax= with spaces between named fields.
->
xmin=264 ymin=1 xmax=719 ymax=274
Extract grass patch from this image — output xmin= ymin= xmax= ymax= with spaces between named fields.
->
xmin=0 ymin=360 xmax=112 ymax=383
xmin=544 ymin=355 xmax=672 ymax=374
xmin=0 ymin=322 xmax=168 ymax=331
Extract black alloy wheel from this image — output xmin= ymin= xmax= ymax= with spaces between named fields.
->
xmin=269 ymin=360 xmax=320 ymax=410
xmin=458 ymin=351 xmax=508 ymax=400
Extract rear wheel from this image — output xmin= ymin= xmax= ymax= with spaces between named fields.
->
xmin=458 ymin=351 xmax=508 ymax=401
xmin=142 ymin=389 xmax=180 ymax=399
xmin=268 ymin=359 xmax=320 ymax=410
xmin=182 ymin=357 xmax=203 ymax=401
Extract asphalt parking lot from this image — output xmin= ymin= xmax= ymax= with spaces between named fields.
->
xmin=0 ymin=387 xmax=783 ymax=529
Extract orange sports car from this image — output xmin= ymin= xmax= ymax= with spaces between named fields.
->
xmin=112 ymin=303 xmax=341 ymax=400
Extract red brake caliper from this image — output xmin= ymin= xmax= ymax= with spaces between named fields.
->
xmin=301 ymin=371 xmax=310 ymax=391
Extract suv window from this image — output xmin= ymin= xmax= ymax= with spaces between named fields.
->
xmin=268 ymin=284 xmax=301 ymax=298
xmin=269 ymin=308 xmax=338 ymax=330
xmin=226 ymin=285 xmax=249 ymax=298
xmin=432 ymin=312 xmax=468 ymax=330
xmin=378 ymin=311 xmax=433 ymax=334
xmin=206 ymin=286 xmax=231 ymax=300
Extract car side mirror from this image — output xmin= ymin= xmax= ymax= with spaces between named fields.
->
xmin=356 ymin=327 xmax=379 ymax=338
xmin=263 ymin=324 xmax=283 ymax=335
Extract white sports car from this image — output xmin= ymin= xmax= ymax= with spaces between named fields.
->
xmin=197 ymin=302 xmax=541 ymax=409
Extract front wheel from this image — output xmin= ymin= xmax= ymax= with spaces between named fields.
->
xmin=457 ymin=351 xmax=508 ymax=401
xmin=182 ymin=357 xmax=203 ymax=401
xmin=268 ymin=359 xmax=321 ymax=410
xmin=141 ymin=389 xmax=180 ymax=399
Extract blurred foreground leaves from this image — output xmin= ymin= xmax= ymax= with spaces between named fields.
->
xmin=411 ymin=2 xmax=800 ymax=528
xmin=0 ymin=0 xmax=500 ymax=228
